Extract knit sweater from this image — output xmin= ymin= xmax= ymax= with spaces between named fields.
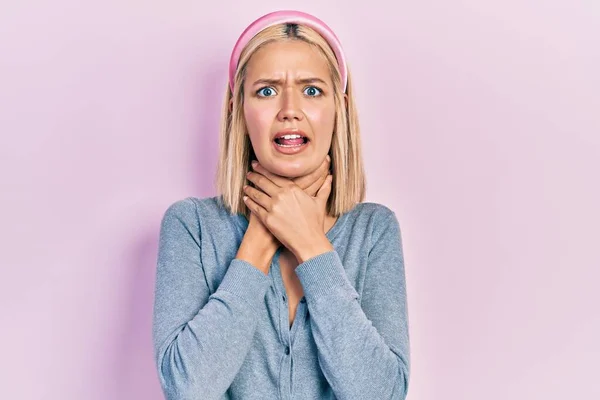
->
xmin=152 ymin=195 xmax=410 ymax=399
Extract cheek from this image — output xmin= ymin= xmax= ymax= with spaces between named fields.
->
xmin=244 ymin=103 xmax=275 ymax=140
xmin=304 ymin=102 xmax=336 ymax=137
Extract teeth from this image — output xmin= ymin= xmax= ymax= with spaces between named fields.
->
xmin=277 ymin=134 xmax=303 ymax=140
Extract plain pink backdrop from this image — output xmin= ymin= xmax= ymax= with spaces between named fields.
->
xmin=1 ymin=0 xmax=598 ymax=399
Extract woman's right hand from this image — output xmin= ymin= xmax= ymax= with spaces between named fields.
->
xmin=236 ymin=155 xmax=331 ymax=274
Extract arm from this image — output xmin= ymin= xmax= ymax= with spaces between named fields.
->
xmin=294 ymin=209 xmax=411 ymax=400
xmin=152 ymin=199 xmax=272 ymax=400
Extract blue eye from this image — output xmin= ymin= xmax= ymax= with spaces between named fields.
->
xmin=257 ymin=87 xmax=276 ymax=97
xmin=304 ymin=86 xmax=322 ymax=97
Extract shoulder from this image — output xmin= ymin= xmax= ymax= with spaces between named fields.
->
xmin=162 ymin=195 xmax=230 ymax=217
xmin=350 ymin=201 xmax=398 ymax=227
xmin=162 ymin=196 xmax=197 ymax=216
xmin=160 ymin=195 xmax=240 ymax=231
xmin=350 ymin=203 xmax=404 ymax=262
xmin=158 ymin=198 xmax=201 ymax=242
xmin=345 ymin=202 xmax=402 ymax=246
xmin=160 ymin=196 xmax=201 ymax=225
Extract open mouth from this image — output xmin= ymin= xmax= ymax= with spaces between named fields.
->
xmin=273 ymin=134 xmax=310 ymax=148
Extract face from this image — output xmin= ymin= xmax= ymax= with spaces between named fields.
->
xmin=242 ymin=40 xmax=336 ymax=178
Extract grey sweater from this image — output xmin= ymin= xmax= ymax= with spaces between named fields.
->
xmin=152 ymin=196 xmax=410 ymax=399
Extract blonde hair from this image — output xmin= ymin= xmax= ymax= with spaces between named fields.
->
xmin=215 ymin=23 xmax=365 ymax=218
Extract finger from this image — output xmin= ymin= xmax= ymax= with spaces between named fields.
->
xmin=246 ymin=170 xmax=280 ymax=197
xmin=251 ymin=162 xmax=291 ymax=188
xmin=243 ymin=195 xmax=268 ymax=222
xmin=293 ymin=155 xmax=331 ymax=190
xmin=316 ymin=174 xmax=333 ymax=204
xmin=243 ymin=184 xmax=272 ymax=211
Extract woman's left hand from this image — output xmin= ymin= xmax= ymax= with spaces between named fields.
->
xmin=243 ymin=161 xmax=334 ymax=263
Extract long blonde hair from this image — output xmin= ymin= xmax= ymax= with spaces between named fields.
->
xmin=215 ymin=23 xmax=365 ymax=217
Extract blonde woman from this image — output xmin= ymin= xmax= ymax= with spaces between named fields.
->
xmin=153 ymin=10 xmax=410 ymax=400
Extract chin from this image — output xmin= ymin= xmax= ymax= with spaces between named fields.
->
xmin=263 ymin=159 xmax=313 ymax=179
xmin=271 ymin=165 xmax=307 ymax=179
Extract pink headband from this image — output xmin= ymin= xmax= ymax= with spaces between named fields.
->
xmin=228 ymin=10 xmax=348 ymax=93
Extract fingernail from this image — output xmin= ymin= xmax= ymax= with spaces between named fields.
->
xmin=251 ymin=160 xmax=258 ymax=167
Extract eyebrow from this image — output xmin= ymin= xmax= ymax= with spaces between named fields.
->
xmin=251 ymin=77 xmax=328 ymax=87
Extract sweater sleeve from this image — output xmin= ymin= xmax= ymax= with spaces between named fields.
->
xmin=294 ymin=209 xmax=411 ymax=400
xmin=152 ymin=198 xmax=272 ymax=400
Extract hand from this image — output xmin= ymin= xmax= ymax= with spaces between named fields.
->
xmin=243 ymin=154 xmax=331 ymax=241
xmin=244 ymin=155 xmax=331 ymax=245
xmin=243 ymin=160 xmax=335 ymax=263
xmin=236 ymin=156 xmax=331 ymax=273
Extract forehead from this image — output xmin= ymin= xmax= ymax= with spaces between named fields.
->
xmin=245 ymin=40 xmax=330 ymax=79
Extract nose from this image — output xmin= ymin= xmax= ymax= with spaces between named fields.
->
xmin=276 ymin=88 xmax=303 ymax=122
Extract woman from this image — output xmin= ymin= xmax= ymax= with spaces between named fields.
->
xmin=153 ymin=10 xmax=410 ymax=400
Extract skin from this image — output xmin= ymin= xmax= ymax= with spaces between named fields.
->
xmin=243 ymin=40 xmax=336 ymax=178
xmin=244 ymin=161 xmax=334 ymax=263
xmin=234 ymin=39 xmax=342 ymax=274
xmin=236 ymin=157 xmax=332 ymax=274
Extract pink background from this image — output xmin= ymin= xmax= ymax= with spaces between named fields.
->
xmin=1 ymin=0 xmax=598 ymax=399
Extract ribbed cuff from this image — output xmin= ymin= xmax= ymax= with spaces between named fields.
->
xmin=217 ymin=259 xmax=271 ymax=311
xmin=295 ymin=250 xmax=359 ymax=303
